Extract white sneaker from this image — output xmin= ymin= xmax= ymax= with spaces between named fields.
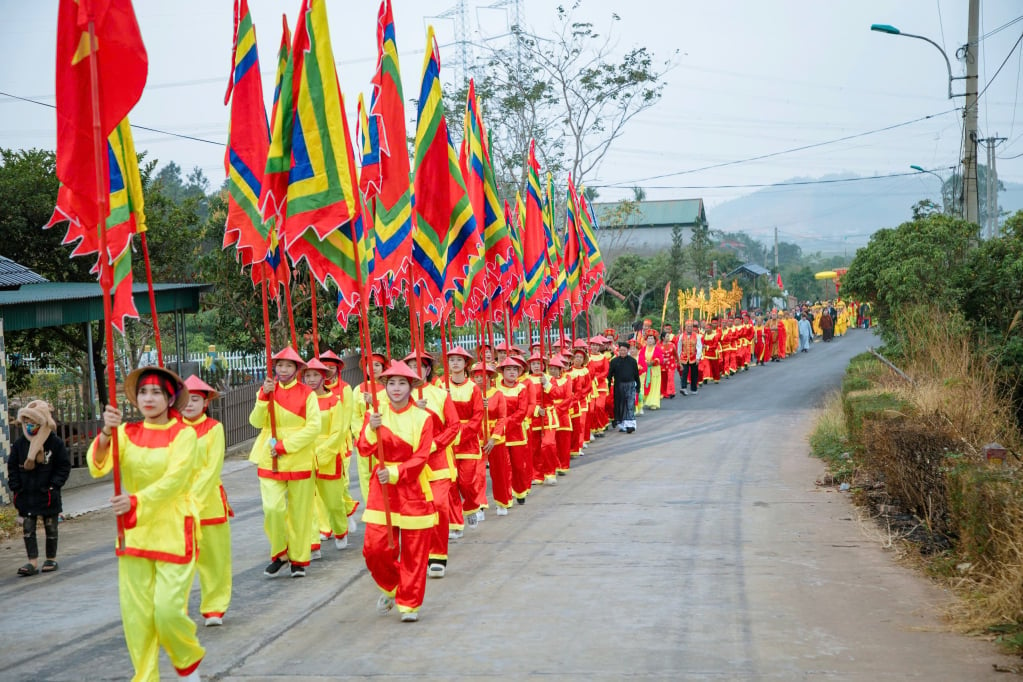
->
xmin=334 ymin=535 xmax=348 ymax=550
xmin=376 ymin=594 xmax=395 ymax=615
xmin=310 ymin=549 xmax=322 ymax=561
xmin=319 ymin=532 xmax=330 ymax=541
xmin=449 ymin=529 xmax=463 ymax=539
xmin=495 ymin=507 xmax=509 ymax=516
xmin=531 ymin=479 xmax=543 ymax=485
xmin=477 ymin=509 xmax=485 ymax=522
xmin=427 ymin=563 xmax=446 ymax=578
xmin=348 ymin=516 xmax=358 ymax=533
xmin=466 ymin=512 xmax=479 ymax=529
xmin=179 ymin=669 xmax=201 ymax=682
xmin=400 ymin=611 xmax=419 ymax=622
xmin=204 ymin=616 xmax=223 ymax=627
xmin=544 ymin=476 xmax=557 ymax=486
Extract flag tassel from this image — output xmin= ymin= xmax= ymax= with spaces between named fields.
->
xmin=309 ymin=270 xmax=319 ymax=355
xmin=282 ymin=273 xmax=298 ymax=349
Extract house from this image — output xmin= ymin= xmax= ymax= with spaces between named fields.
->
xmin=590 ymin=198 xmax=708 ymax=253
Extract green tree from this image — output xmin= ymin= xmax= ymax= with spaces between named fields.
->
xmin=687 ymin=220 xmax=712 ymax=289
xmin=842 ymin=212 xmax=978 ymax=340
xmin=606 ymin=251 xmax=670 ymax=322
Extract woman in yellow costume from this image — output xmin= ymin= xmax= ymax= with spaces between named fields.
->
xmin=89 ymin=366 xmax=204 ymax=681
xmin=637 ymin=330 xmax=664 ymax=411
xmin=181 ymin=375 xmax=232 ymax=628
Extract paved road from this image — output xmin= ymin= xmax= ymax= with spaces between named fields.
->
xmin=1 ymin=330 xmax=1013 ymax=680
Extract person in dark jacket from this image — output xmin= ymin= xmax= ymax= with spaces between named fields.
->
xmin=8 ymin=400 xmax=70 ymax=576
xmin=608 ymin=341 xmax=641 ymax=433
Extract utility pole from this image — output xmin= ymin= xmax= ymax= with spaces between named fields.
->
xmin=773 ymin=226 xmax=779 ymax=271
xmin=961 ymin=0 xmax=980 ymax=225
xmin=979 ymin=136 xmax=1007 ymax=237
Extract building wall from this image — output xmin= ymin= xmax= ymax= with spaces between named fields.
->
xmin=597 ymin=225 xmax=692 ymax=254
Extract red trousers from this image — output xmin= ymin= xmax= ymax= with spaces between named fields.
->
xmin=428 ymin=479 xmax=452 ymax=563
xmin=448 ymin=482 xmax=464 ymax=529
xmin=488 ymin=443 xmax=512 ymax=508
xmin=571 ymin=412 xmax=588 ymax=454
xmin=455 ymin=457 xmax=485 ymax=514
xmin=508 ymin=442 xmax=532 ymax=501
xmin=363 ymin=523 xmax=430 ymax=612
xmin=555 ymin=429 xmax=572 ymax=472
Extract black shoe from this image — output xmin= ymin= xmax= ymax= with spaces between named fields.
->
xmin=264 ymin=557 xmax=288 ymax=577
xmin=516 ymin=497 xmax=526 ymax=505
xmin=593 ymin=431 xmax=605 ymax=438
xmin=290 ymin=564 xmax=306 ymax=578
xmin=626 ymin=427 xmax=635 ymax=434
xmin=556 ymin=470 xmax=567 ymax=476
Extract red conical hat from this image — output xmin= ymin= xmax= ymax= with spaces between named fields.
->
xmin=446 ymin=345 xmax=474 ymax=361
xmin=496 ymin=357 xmax=521 ymax=370
xmin=304 ymin=358 xmax=330 ymax=375
xmin=319 ymin=350 xmax=345 ymax=368
xmin=272 ymin=346 xmax=307 ymax=369
xmin=183 ymin=374 xmax=219 ymax=400
xmin=379 ymin=360 xmax=421 ymax=384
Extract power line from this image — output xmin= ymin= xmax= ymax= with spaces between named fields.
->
xmin=977 ymin=31 xmax=1023 ymax=101
xmin=594 ymin=168 xmax=954 ymax=191
xmin=599 ymin=110 xmax=958 ymax=188
xmin=0 ymin=90 xmax=223 ymax=147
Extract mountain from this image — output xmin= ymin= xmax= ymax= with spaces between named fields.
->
xmin=705 ymin=173 xmax=1023 ymax=256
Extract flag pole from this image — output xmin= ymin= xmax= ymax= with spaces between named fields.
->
xmin=351 ymin=217 xmax=393 ymax=548
xmin=380 ymin=292 xmax=392 ymax=363
xmin=260 ymin=262 xmax=280 ymax=473
xmin=282 ymin=272 xmax=298 ymax=349
xmin=309 ymin=270 xmax=319 ymax=355
xmin=138 ymin=233 xmax=164 ymax=367
xmin=86 ymin=19 xmax=124 ymax=551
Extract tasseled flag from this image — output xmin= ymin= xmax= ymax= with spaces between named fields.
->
xmin=564 ymin=176 xmax=584 ymax=318
xmin=777 ymin=273 xmax=784 ymax=289
xmin=55 ymin=0 xmax=147 ymax=231
xmin=520 ymin=141 xmax=551 ymax=321
xmin=366 ymin=0 xmax=413 ymax=301
xmin=454 ymin=78 xmax=490 ymax=324
xmin=223 ymin=0 xmax=271 ymax=275
xmin=577 ymin=188 xmax=606 ymax=304
xmin=47 ymin=118 xmax=144 ymax=333
xmin=543 ymin=172 xmax=567 ymax=325
xmin=261 ymin=15 xmax=292 ymax=299
xmin=412 ymin=26 xmax=479 ymax=322
xmin=261 ymin=0 xmax=360 ymax=265
xmin=260 ymin=0 xmax=365 ymax=323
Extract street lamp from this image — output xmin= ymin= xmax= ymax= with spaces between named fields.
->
xmin=870 ymin=23 xmax=965 ymax=100
xmin=910 ymin=165 xmax=948 ymax=213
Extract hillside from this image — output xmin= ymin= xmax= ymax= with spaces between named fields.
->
xmin=705 ymin=173 xmax=1023 ymax=255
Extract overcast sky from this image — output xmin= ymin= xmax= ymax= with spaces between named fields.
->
xmin=2 ymin=0 xmax=1022 ymax=218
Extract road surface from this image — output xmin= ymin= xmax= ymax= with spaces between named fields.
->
xmin=0 ymin=330 xmax=1013 ymax=680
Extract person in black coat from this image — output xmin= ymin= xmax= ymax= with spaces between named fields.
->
xmin=8 ymin=400 xmax=70 ymax=576
xmin=608 ymin=341 xmax=641 ymax=433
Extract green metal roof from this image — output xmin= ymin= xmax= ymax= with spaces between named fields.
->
xmin=0 ymin=282 xmax=211 ymax=332
xmin=591 ymin=199 xmax=707 ymax=228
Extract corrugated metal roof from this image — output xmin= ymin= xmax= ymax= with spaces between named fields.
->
xmin=0 ymin=282 xmax=211 ymax=332
xmin=727 ymin=262 xmax=771 ymax=278
xmin=0 ymin=256 xmax=48 ymax=289
xmin=591 ymin=199 xmax=707 ymax=228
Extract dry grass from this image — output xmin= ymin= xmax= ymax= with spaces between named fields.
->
xmin=0 ymin=505 xmax=18 ymax=541
xmin=851 ymin=307 xmax=1023 ymax=649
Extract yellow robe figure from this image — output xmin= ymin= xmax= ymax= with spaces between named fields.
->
xmin=310 ymin=387 xmax=352 ymax=549
xmin=249 ymin=379 xmax=321 ymax=568
xmin=640 ymin=345 xmax=662 ymax=411
xmin=185 ymin=413 xmax=232 ymax=622
xmin=88 ymin=419 xmax=205 ymax=681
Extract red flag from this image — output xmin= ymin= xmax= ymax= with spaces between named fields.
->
xmin=55 ymin=0 xmax=147 ymax=229
xmin=776 ymin=273 xmax=783 ymax=289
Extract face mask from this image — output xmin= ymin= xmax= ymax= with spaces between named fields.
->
xmin=24 ymin=423 xmax=40 ymax=436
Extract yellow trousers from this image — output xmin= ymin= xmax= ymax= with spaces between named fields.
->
xmin=118 ymin=555 xmax=204 ymax=681
xmin=197 ymin=521 xmax=231 ymax=618
xmin=313 ymin=476 xmax=350 ymax=539
xmin=341 ymin=453 xmax=359 ymax=517
xmin=258 ymin=476 xmax=314 ymax=566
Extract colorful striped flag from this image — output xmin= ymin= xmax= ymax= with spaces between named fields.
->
xmin=520 ymin=141 xmax=551 ymax=321
xmin=261 ymin=0 xmax=361 ymax=259
xmin=260 ymin=0 xmax=365 ymax=322
xmin=223 ymin=0 xmax=271 ymax=275
xmin=366 ymin=0 xmax=413 ymax=301
xmin=577 ymin=187 xmax=606 ymax=302
xmin=46 ymin=118 xmax=144 ymax=332
xmin=412 ymin=26 xmax=479 ymax=321
xmin=543 ymin=172 xmax=567 ymax=324
xmin=564 ymin=175 xmax=584 ymax=317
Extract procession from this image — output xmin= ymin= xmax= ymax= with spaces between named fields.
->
xmin=0 ymin=0 xmax=889 ymax=680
